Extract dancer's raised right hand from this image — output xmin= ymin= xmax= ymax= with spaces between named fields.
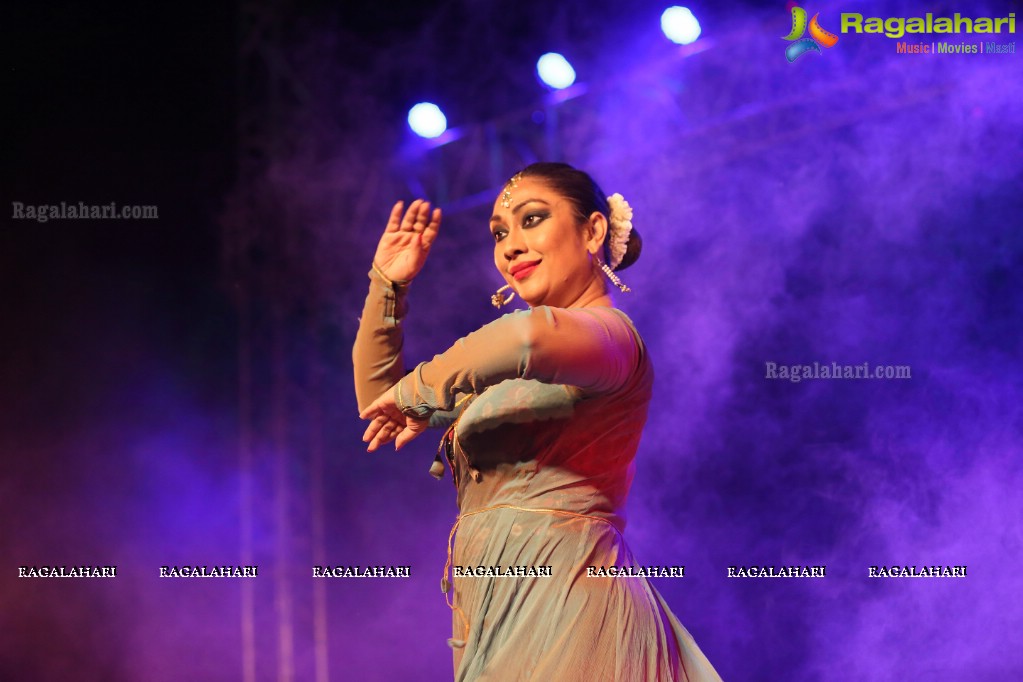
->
xmin=372 ymin=199 xmax=441 ymax=283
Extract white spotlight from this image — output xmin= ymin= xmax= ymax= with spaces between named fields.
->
xmin=407 ymin=102 xmax=447 ymax=139
xmin=661 ymin=6 xmax=701 ymax=45
xmin=536 ymin=53 xmax=576 ymax=90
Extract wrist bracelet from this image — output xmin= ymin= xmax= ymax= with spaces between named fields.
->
xmin=394 ymin=381 xmax=407 ymax=414
xmin=372 ymin=261 xmax=410 ymax=288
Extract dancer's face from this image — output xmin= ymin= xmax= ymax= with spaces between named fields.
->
xmin=490 ymin=177 xmax=606 ymax=308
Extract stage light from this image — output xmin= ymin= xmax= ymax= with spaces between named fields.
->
xmin=407 ymin=102 xmax=447 ymax=139
xmin=661 ymin=6 xmax=701 ymax=45
xmin=536 ymin=53 xmax=576 ymax=90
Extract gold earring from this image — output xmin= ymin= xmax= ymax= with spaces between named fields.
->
xmin=600 ymin=261 xmax=631 ymax=293
xmin=491 ymin=284 xmax=516 ymax=308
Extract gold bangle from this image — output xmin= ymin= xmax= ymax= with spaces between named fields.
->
xmin=372 ymin=261 xmax=394 ymax=287
xmin=372 ymin=261 xmax=411 ymax=288
xmin=394 ymin=381 xmax=407 ymax=413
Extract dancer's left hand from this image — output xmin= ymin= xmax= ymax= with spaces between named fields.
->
xmin=359 ymin=388 xmax=429 ymax=452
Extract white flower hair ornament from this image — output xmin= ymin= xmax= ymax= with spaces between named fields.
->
xmin=606 ymin=193 xmax=634 ymax=270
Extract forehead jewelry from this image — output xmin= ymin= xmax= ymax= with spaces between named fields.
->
xmin=500 ymin=173 xmax=523 ymax=208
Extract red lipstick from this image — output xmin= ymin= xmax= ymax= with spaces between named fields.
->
xmin=510 ymin=260 xmax=540 ymax=280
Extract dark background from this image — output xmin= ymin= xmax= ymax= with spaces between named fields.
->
xmin=3 ymin=1 xmax=1022 ymax=680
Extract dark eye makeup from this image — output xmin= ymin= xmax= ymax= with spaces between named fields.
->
xmin=523 ymin=211 xmax=549 ymax=228
xmin=491 ymin=208 xmax=550 ymax=242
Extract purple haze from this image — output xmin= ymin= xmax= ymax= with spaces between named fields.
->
xmin=3 ymin=1 xmax=1021 ymax=680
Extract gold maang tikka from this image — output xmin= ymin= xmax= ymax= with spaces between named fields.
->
xmin=500 ymin=172 xmax=523 ymax=208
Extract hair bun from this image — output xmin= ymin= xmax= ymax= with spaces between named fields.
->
xmin=616 ymin=227 xmax=642 ymax=271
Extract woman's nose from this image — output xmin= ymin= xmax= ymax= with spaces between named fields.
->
xmin=502 ymin=228 xmax=526 ymax=260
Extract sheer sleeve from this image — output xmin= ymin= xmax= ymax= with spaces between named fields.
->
xmin=352 ymin=267 xmax=412 ymax=412
xmin=394 ymin=305 xmax=641 ymax=419
xmin=352 ymin=267 xmax=464 ymax=429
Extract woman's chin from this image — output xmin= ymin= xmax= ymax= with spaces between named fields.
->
xmin=515 ymin=288 xmax=545 ymax=308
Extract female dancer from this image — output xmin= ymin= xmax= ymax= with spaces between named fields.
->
xmin=354 ymin=162 xmax=722 ymax=680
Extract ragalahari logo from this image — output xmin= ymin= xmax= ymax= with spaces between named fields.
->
xmin=783 ymin=4 xmax=839 ymax=61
